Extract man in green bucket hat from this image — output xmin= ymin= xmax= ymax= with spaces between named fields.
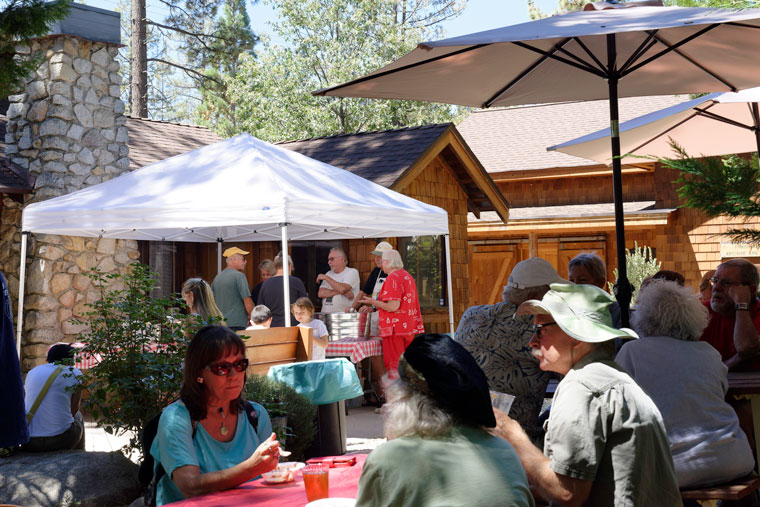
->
xmin=492 ymin=283 xmax=681 ymax=507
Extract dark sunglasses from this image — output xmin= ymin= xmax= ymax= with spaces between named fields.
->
xmin=206 ymin=358 xmax=249 ymax=376
xmin=532 ymin=322 xmax=558 ymax=339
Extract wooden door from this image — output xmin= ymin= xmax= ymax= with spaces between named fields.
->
xmin=468 ymin=244 xmax=519 ymax=306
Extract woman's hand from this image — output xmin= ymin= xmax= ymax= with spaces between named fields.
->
xmin=247 ymin=433 xmax=280 ymax=475
xmin=358 ymin=297 xmax=374 ymax=306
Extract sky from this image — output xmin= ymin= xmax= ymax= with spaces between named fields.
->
xmin=82 ymin=0 xmax=562 ymax=43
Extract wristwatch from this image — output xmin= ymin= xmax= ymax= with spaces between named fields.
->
xmin=736 ymin=302 xmax=750 ymax=311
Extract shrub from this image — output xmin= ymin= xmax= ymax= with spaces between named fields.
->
xmin=73 ymin=263 xmax=200 ymax=457
xmin=608 ymin=241 xmax=661 ymax=305
xmin=244 ymin=374 xmax=316 ymax=461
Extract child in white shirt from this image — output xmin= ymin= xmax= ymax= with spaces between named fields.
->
xmin=291 ymin=297 xmax=328 ymax=360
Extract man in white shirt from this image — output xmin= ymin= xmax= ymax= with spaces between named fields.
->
xmin=24 ymin=343 xmax=84 ymax=451
xmin=317 ymin=248 xmax=360 ymax=313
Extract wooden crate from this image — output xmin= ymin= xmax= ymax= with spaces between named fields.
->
xmin=238 ymin=327 xmax=312 ymax=376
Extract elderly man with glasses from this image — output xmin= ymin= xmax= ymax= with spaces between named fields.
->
xmin=701 ymin=258 xmax=760 ymax=371
xmin=317 ymin=248 xmax=360 ymax=313
xmin=492 ymin=283 xmax=681 ymax=507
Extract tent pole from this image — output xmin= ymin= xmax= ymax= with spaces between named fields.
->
xmin=280 ymin=223 xmax=291 ymax=327
xmin=16 ymin=232 xmax=28 ymax=359
xmin=444 ymin=234 xmax=455 ymax=336
xmin=607 ymin=34 xmax=632 ymax=328
xmin=217 ymin=239 xmax=222 ymax=275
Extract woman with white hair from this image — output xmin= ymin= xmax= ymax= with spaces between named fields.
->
xmin=359 ymin=249 xmax=424 ymax=379
xmin=355 ymin=334 xmax=534 ymax=507
xmin=616 ymin=280 xmax=755 ymax=488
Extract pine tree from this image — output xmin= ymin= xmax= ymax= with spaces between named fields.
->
xmin=0 ymin=0 xmax=71 ymax=97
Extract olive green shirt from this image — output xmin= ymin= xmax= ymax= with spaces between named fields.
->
xmin=211 ymin=268 xmax=250 ymax=328
xmin=546 ymin=348 xmax=681 ymax=506
xmin=356 ymin=426 xmax=534 ymax=507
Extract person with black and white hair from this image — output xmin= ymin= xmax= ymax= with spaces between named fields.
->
xmin=355 ymin=334 xmax=534 ymax=507
xmin=617 ymin=279 xmax=755 ymax=488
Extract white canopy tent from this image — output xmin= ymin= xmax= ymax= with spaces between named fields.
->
xmin=18 ymin=133 xmax=452 ymax=354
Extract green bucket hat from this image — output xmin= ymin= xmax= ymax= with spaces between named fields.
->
xmin=516 ymin=283 xmax=638 ymax=343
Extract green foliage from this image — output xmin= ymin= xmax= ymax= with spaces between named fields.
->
xmin=657 ymin=142 xmax=760 ymax=244
xmin=0 ymin=0 xmax=71 ymax=96
xmin=74 ymin=263 xmax=199 ymax=457
xmin=608 ymin=242 xmax=660 ymax=304
xmin=217 ymin=0 xmax=464 ymax=142
xmin=244 ymin=374 xmax=317 ymax=461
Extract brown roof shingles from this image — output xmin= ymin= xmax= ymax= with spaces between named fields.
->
xmin=457 ymin=95 xmax=690 ymax=173
xmin=126 ymin=116 xmax=222 ymax=170
xmin=277 ymin=124 xmax=451 ymax=188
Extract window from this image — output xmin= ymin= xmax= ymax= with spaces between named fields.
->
xmin=398 ymin=236 xmax=446 ymax=309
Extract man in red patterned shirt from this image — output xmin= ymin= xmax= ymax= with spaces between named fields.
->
xmin=701 ymin=258 xmax=760 ymax=371
xmin=359 ymin=249 xmax=425 ymax=379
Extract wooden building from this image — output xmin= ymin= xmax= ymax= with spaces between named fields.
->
xmin=458 ymin=96 xmax=760 ymax=306
xmin=172 ymin=124 xmax=509 ymax=333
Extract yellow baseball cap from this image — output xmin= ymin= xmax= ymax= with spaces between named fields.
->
xmin=223 ymin=247 xmax=249 ymax=257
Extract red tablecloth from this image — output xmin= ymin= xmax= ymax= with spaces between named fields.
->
xmin=168 ymin=454 xmax=367 ymax=506
xmin=326 ymin=337 xmax=382 ymax=364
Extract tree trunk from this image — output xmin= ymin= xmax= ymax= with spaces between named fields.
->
xmin=131 ymin=0 xmax=148 ymax=118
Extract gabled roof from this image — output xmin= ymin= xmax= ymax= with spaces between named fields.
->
xmin=126 ymin=116 xmax=222 ymax=170
xmin=457 ymin=95 xmax=690 ymax=176
xmin=0 ymin=114 xmax=35 ymax=200
xmin=279 ymin=124 xmax=510 ymax=222
xmin=278 ymin=124 xmax=450 ymax=188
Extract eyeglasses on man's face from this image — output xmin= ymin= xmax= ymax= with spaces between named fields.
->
xmin=206 ymin=358 xmax=249 ymax=376
xmin=709 ymin=277 xmax=744 ymax=289
xmin=532 ymin=322 xmax=558 ymax=340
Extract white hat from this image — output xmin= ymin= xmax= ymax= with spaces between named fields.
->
xmin=506 ymin=257 xmax=567 ymax=289
xmin=371 ymin=241 xmax=393 ymax=256
xmin=516 ymin=283 xmax=638 ymax=343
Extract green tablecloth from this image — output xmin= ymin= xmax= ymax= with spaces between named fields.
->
xmin=267 ymin=358 xmax=363 ymax=405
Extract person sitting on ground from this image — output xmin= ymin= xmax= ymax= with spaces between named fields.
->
xmin=24 ymin=343 xmax=85 ymax=452
xmin=493 ymin=283 xmax=681 ymax=506
xmin=245 ymin=305 xmax=272 ymax=330
xmin=150 ymin=326 xmax=279 ymax=505
xmin=455 ymin=257 xmax=563 ymax=444
xmin=292 ymin=297 xmax=329 ymax=361
xmin=250 ymin=259 xmax=275 ymax=305
xmin=616 ymin=279 xmax=754 ymax=488
xmin=355 ymin=334 xmax=534 ymax=507
xmin=182 ymin=278 xmax=225 ymax=326
xmin=699 ymin=269 xmax=716 ymax=304
xmin=567 ymin=252 xmax=622 ymax=328
xmin=257 ymin=253 xmax=307 ymax=327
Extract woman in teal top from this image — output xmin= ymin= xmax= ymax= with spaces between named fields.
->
xmin=356 ymin=334 xmax=534 ymax=507
xmin=151 ymin=326 xmax=280 ymax=505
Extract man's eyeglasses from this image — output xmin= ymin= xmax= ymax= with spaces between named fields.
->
xmin=327 ymin=257 xmax=337 ymax=261
xmin=709 ymin=277 xmax=744 ymax=289
xmin=206 ymin=358 xmax=249 ymax=376
xmin=532 ymin=322 xmax=558 ymax=339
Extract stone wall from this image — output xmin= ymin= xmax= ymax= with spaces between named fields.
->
xmin=1 ymin=35 xmax=138 ymax=370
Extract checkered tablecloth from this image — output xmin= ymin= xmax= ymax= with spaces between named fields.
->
xmin=326 ymin=337 xmax=383 ymax=364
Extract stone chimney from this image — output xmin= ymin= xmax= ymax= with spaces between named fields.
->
xmin=1 ymin=5 xmax=139 ymax=369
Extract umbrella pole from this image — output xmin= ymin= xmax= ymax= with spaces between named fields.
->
xmin=752 ymin=102 xmax=760 ymax=155
xmin=607 ymin=34 xmax=632 ymax=328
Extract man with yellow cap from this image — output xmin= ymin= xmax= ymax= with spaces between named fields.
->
xmin=212 ymin=247 xmax=254 ymax=330
xmin=492 ymin=283 xmax=680 ymax=506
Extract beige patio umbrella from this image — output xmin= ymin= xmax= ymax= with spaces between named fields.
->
xmin=314 ymin=1 xmax=760 ymax=326
xmin=549 ymin=87 xmax=760 ymax=164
